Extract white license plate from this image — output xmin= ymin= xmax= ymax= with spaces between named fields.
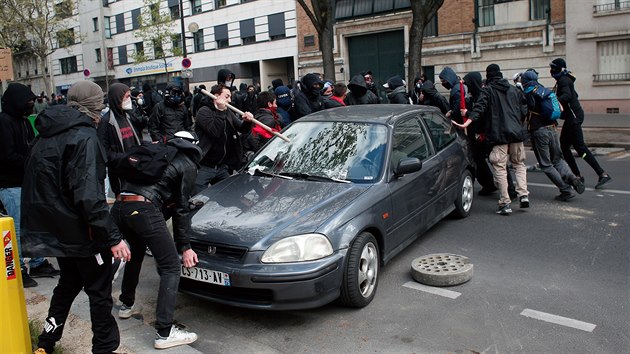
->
xmin=181 ymin=266 xmax=231 ymax=286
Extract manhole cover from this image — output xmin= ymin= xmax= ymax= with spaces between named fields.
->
xmin=411 ymin=253 xmax=473 ymax=286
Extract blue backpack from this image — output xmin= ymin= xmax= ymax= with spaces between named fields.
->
xmin=525 ymin=84 xmax=562 ymax=120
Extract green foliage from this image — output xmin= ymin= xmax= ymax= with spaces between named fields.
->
xmin=130 ymin=0 xmax=181 ymax=68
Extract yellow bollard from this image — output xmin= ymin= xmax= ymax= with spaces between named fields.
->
xmin=0 ymin=216 xmax=32 ymax=352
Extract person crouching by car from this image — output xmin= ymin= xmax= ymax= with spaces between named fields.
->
xmin=111 ymin=131 xmax=201 ymax=349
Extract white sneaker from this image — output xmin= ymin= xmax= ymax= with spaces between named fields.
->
xmin=118 ymin=303 xmax=138 ymax=319
xmin=154 ymin=326 xmax=198 ymax=349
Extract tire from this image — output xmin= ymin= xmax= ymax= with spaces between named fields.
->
xmin=340 ymin=232 xmax=379 ymax=308
xmin=452 ymin=169 xmax=473 ymax=218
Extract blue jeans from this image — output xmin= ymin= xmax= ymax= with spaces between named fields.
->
xmin=0 ymin=187 xmax=45 ymax=269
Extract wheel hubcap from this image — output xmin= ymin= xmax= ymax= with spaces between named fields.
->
xmin=462 ymin=175 xmax=473 ymax=212
xmin=358 ymin=242 xmax=378 ymax=298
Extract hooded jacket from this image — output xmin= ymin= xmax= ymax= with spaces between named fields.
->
xmin=345 ymin=74 xmax=379 ymax=105
xmin=553 ymin=71 xmax=583 ymax=124
xmin=419 ymin=80 xmax=449 ymax=114
xmin=148 ymin=83 xmax=192 ymax=143
xmin=218 ymin=68 xmax=235 ymax=87
xmin=466 ymin=77 xmax=528 ymax=146
xmin=291 ymin=74 xmax=324 ymax=119
xmin=0 ymin=83 xmax=37 ymax=187
xmin=120 ymin=138 xmax=202 ymax=253
xmin=21 ymin=105 xmax=124 ymax=257
xmin=439 ymin=67 xmax=468 ymax=124
xmin=462 ymin=72 xmax=484 ymax=134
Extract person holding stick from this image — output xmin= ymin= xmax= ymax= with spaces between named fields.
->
xmin=194 ymin=83 xmax=254 ymax=194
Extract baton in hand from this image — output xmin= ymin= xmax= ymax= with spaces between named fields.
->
xmin=200 ymin=89 xmax=291 ymax=143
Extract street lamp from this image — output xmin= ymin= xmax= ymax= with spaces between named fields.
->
xmin=178 ymin=0 xmax=198 ymax=92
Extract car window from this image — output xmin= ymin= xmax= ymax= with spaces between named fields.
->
xmin=391 ymin=116 xmax=432 ymax=168
xmin=421 ymin=112 xmax=457 ymax=151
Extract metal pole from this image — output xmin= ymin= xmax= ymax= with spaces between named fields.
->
xmin=179 ymin=0 xmax=189 ymax=92
xmin=545 ymin=0 xmax=551 ymax=47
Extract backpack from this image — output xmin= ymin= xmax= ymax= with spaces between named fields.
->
xmin=114 ymin=142 xmax=178 ymax=184
xmin=526 ymin=84 xmax=562 ymax=120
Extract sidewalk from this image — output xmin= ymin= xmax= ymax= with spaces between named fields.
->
xmin=578 ymin=113 xmax=630 ymax=150
xmin=24 ymin=257 xmax=202 ymax=354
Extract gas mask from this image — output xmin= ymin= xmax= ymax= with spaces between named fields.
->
xmin=136 ymin=97 xmax=144 ymax=106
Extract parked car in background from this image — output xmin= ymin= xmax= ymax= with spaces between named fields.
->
xmin=180 ymin=105 xmax=475 ymax=310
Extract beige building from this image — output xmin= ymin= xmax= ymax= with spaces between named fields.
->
xmin=297 ymin=0 xmax=628 ymax=113
xmin=565 ymin=1 xmax=630 ymax=113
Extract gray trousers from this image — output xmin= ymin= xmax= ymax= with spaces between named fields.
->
xmin=531 ymin=126 xmax=575 ymax=193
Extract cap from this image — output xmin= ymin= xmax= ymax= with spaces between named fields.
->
xmin=550 ymin=58 xmax=567 ymax=70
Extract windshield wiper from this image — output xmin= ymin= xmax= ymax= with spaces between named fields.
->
xmin=247 ymin=167 xmax=293 ymax=179
xmin=278 ymin=172 xmax=350 ymax=184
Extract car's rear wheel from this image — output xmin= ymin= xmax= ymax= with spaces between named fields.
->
xmin=452 ymin=169 xmax=473 ymax=218
xmin=340 ymin=232 xmax=379 ymax=308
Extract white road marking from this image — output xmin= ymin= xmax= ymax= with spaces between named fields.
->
xmin=402 ymin=281 xmax=461 ymax=299
xmin=528 ymin=182 xmax=630 ymax=195
xmin=520 ymin=308 xmax=596 ymax=332
xmin=610 ymin=152 xmax=630 ymax=161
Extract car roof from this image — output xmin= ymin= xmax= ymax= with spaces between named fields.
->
xmin=298 ymin=104 xmax=442 ymax=125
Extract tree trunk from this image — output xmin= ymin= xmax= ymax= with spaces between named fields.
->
xmin=319 ymin=26 xmax=335 ymax=80
xmin=408 ymin=20 xmax=426 ymax=86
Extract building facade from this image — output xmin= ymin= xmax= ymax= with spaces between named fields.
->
xmin=296 ymin=0 xmax=626 ymax=113
xmin=9 ymin=0 xmax=297 ymax=95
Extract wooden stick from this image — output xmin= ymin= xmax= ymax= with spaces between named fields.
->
xmin=200 ymin=89 xmax=291 ymax=143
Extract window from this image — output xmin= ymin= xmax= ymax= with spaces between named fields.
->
xmin=55 ymin=0 xmax=72 ymax=18
xmin=59 ymin=56 xmax=77 ymax=74
xmin=118 ymin=45 xmax=128 ymax=65
xmin=116 ymin=13 xmax=125 ymax=34
xmin=172 ymin=34 xmax=182 ymax=51
xmin=336 ymin=0 xmax=411 ymax=19
xmin=135 ymin=42 xmax=144 ymax=56
xmin=154 ymin=40 xmax=164 ymax=58
xmin=392 ymin=117 xmax=431 ymax=168
xmin=594 ymin=0 xmax=630 ymax=12
xmin=215 ymin=0 xmax=227 ymax=9
xmin=215 ymin=24 xmax=228 ymax=48
xmin=194 ymin=29 xmax=205 ymax=51
xmin=107 ymin=47 xmax=114 ymax=69
xmin=268 ymin=13 xmax=286 ymax=40
xmin=92 ymin=17 xmax=99 ymax=32
xmin=421 ymin=113 xmax=456 ymax=152
xmin=530 ymin=0 xmax=549 ymax=20
xmin=169 ymin=2 xmax=181 ymax=20
xmin=150 ymin=4 xmax=159 ymax=22
xmin=95 ymin=48 xmax=102 ymax=62
xmin=240 ymin=19 xmax=255 ymax=45
xmin=304 ymin=35 xmax=315 ymax=47
xmin=595 ymin=39 xmax=630 ymax=82
xmin=191 ymin=0 xmax=202 ymax=14
xmin=104 ymin=16 xmax=112 ymax=38
xmin=424 ymin=11 xmax=438 ymax=37
xmin=132 ymin=9 xmax=141 ymax=30
xmin=477 ymin=0 xmax=495 ymax=27
xmin=57 ymin=28 xmax=75 ymax=47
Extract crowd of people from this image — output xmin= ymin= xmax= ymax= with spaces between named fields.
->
xmin=0 ymin=57 xmax=613 ymax=353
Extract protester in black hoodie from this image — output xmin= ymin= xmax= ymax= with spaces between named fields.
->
xmin=345 ymin=74 xmax=379 ymax=105
xmin=291 ymin=73 xmax=324 ymax=120
xmin=418 ymin=80 xmax=449 ymax=114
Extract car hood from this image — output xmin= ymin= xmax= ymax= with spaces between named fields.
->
xmin=190 ymin=174 xmax=370 ymax=250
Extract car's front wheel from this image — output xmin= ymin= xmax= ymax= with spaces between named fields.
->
xmin=340 ymin=232 xmax=379 ymax=308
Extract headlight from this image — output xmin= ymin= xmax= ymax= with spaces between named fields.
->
xmin=261 ymin=233 xmax=333 ymax=263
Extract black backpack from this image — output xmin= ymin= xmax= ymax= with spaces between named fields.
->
xmin=114 ymin=142 xmax=178 ymax=184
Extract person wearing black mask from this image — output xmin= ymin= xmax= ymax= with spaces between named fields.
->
xmin=148 ymin=83 xmax=192 ymax=143
xmin=290 ymin=73 xmax=324 ymax=120
xmin=98 ymin=83 xmax=142 ymax=196
xmin=550 ymin=58 xmax=612 ymax=189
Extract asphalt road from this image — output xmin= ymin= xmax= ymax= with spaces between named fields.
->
xmin=111 ymin=149 xmax=628 ymax=354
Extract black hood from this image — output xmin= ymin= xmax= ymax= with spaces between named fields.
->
xmin=347 ymin=74 xmax=368 ymax=96
xmin=218 ymin=69 xmax=235 ymax=84
xmin=1 ymin=83 xmax=37 ymax=117
xmin=108 ymin=83 xmax=129 ymax=117
xmin=489 ymin=78 xmax=512 ymax=92
xmin=301 ymin=73 xmax=322 ymax=91
xmin=439 ymin=67 xmax=459 ymax=88
xmin=420 ymin=80 xmax=439 ymax=96
xmin=168 ymin=137 xmax=203 ymax=165
xmin=463 ymin=72 xmax=482 ymax=100
xmin=35 ymin=105 xmax=94 ymax=138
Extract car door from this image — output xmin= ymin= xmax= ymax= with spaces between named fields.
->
xmin=386 ymin=114 xmax=442 ymax=252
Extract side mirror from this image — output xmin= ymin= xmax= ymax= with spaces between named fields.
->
xmin=394 ymin=157 xmax=422 ymax=177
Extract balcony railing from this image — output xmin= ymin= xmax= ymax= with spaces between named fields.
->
xmin=593 ymin=73 xmax=630 ymax=82
xmin=593 ymin=1 xmax=630 ymax=13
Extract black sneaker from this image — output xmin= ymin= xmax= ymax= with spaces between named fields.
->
xmin=29 ymin=260 xmax=60 ymax=278
xmin=555 ymin=191 xmax=575 ymax=201
xmin=496 ymin=204 xmax=512 ymax=215
xmin=595 ymin=174 xmax=612 ymax=189
xmin=519 ymin=195 xmax=530 ymax=208
xmin=571 ymin=177 xmax=585 ymax=194
xmin=22 ymin=270 xmax=38 ymax=288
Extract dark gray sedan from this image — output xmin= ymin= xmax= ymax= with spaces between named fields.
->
xmin=179 ymin=105 xmax=475 ymax=310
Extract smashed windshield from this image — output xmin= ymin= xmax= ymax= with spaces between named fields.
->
xmin=247 ymin=121 xmax=388 ymax=183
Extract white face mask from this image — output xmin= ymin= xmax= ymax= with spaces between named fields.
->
xmin=122 ymin=97 xmax=133 ymax=110
xmin=136 ymin=98 xmax=144 ymax=106
xmin=225 ymin=80 xmax=233 ymax=88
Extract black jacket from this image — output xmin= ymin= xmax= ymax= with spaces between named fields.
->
xmin=148 ymin=101 xmax=192 ymax=143
xmin=419 ymin=80 xmax=450 ymax=114
xmin=120 ymin=138 xmax=202 ymax=253
xmin=439 ymin=67 xmax=468 ymax=124
xmin=195 ymin=104 xmax=252 ymax=170
xmin=291 ymin=75 xmax=324 ymax=120
xmin=21 ymin=105 xmax=123 ymax=257
xmin=0 ymin=86 xmax=36 ymax=187
xmin=553 ymin=72 xmax=584 ymax=124
xmin=467 ymin=77 xmax=528 ymax=146
xmin=244 ymin=109 xmax=282 ymax=153
xmin=345 ymin=74 xmax=380 ymax=106
xmin=386 ymin=86 xmax=411 ymax=104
